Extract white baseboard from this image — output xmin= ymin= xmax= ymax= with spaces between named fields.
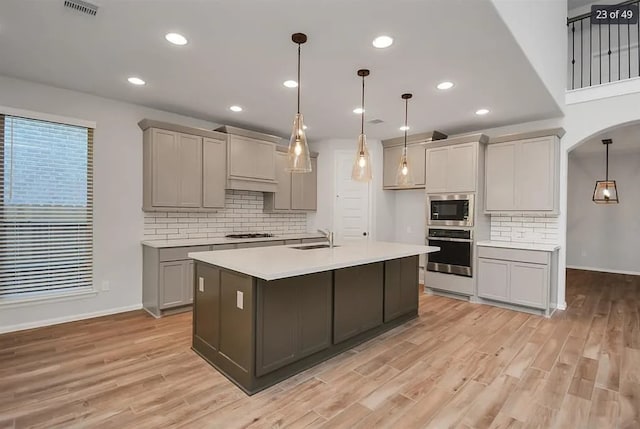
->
xmin=0 ymin=304 xmax=143 ymax=334
xmin=567 ymin=265 xmax=640 ymax=277
xmin=555 ymin=302 xmax=567 ymax=311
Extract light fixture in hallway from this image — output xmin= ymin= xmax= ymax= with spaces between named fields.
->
xmin=286 ymin=33 xmax=312 ymax=173
xmin=351 ymin=69 xmax=372 ymax=182
xmin=396 ymin=93 xmax=414 ymax=187
xmin=592 ymin=138 xmax=619 ymax=204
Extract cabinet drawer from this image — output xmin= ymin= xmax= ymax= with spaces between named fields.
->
xmin=477 ymin=246 xmax=549 ymax=265
xmin=212 ymin=244 xmax=237 ymax=250
xmin=301 ymin=237 xmax=327 ymax=244
xmin=159 ymin=245 xmax=210 ymax=262
xmin=236 ymin=240 xmax=285 ymax=249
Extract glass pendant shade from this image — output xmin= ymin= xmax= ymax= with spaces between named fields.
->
xmin=286 ymin=113 xmax=312 ymax=172
xmin=351 ymin=133 xmax=372 ymax=181
xmin=395 ymin=147 xmax=414 ymax=186
xmin=593 ymin=180 xmax=619 ymax=204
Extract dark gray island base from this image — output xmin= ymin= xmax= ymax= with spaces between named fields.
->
xmin=192 ymin=255 xmax=419 ymax=395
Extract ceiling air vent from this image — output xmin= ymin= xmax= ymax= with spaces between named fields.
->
xmin=64 ymin=0 xmax=98 ymax=16
xmin=368 ymin=119 xmax=384 ymax=124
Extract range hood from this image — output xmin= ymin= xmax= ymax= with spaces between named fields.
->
xmin=216 ymin=126 xmax=282 ymax=193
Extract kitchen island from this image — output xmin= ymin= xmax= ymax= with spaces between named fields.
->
xmin=188 ymin=241 xmax=439 ymax=394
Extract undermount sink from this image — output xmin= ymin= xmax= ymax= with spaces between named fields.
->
xmin=292 ymin=244 xmax=339 ymax=250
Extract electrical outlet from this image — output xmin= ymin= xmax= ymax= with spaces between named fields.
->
xmin=198 ymin=277 xmax=204 ymax=293
xmin=101 ymin=280 xmax=110 ymax=291
xmin=236 ymin=291 xmax=244 ymax=310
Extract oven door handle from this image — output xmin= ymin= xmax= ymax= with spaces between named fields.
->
xmin=427 ymin=237 xmax=473 ymax=243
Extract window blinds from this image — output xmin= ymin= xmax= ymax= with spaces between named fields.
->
xmin=0 ymin=115 xmax=94 ymax=299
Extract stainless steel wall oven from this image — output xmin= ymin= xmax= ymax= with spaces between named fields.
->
xmin=426 ymin=228 xmax=473 ymax=277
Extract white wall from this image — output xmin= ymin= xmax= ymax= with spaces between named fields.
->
xmin=0 ymin=75 xmax=221 ymax=333
xmin=492 ymin=0 xmax=568 ymax=110
xmin=567 ymin=151 xmax=640 ymax=274
xmin=308 ymin=138 xmax=395 ymax=242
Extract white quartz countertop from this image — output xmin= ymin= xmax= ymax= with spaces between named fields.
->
xmin=476 ymin=240 xmax=560 ymax=252
xmin=141 ymin=233 xmax=326 ymax=248
xmin=189 ymin=241 xmax=440 ymax=281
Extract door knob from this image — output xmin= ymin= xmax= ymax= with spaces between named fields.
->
xmin=363 ymin=232 xmax=368 ymax=236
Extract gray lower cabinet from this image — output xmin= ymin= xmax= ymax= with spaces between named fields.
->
xmin=255 ymin=272 xmax=332 ymax=376
xmin=384 ymin=256 xmax=419 ymax=322
xmin=476 ymin=245 xmax=557 ymax=315
xmin=159 ymin=260 xmax=190 ymax=309
xmin=334 ymin=263 xmax=384 ymax=344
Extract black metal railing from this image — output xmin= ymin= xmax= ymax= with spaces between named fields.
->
xmin=568 ymin=0 xmax=640 ymax=89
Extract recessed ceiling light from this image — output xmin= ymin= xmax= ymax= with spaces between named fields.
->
xmin=475 ymin=108 xmax=490 ymax=115
xmin=400 ymin=125 xmax=410 ymax=131
xmin=437 ymin=81 xmax=454 ymax=90
xmin=283 ymin=80 xmax=298 ymax=88
xmin=127 ymin=77 xmax=146 ymax=86
xmin=229 ymin=105 xmax=243 ymax=112
xmin=353 ymin=107 xmax=365 ymax=114
xmin=165 ymin=33 xmax=188 ymax=46
xmin=372 ymin=35 xmax=394 ymax=49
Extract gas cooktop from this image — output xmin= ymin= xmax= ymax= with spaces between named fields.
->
xmin=225 ymin=233 xmax=274 ymax=239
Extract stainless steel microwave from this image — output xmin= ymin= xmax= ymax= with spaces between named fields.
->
xmin=426 ymin=194 xmax=474 ymax=227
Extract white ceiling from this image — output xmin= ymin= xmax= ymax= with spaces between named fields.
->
xmin=0 ymin=0 xmax=562 ymax=140
xmin=572 ymin=122 xmax=640 ymax=155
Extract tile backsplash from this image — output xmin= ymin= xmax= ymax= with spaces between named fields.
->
xmin=490 ymin=213 xmax=559 ymax=244
xmin=143 ymin=190 xmax=307 ymax=240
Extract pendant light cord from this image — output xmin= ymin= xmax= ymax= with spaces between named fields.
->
xmin=297 ymin=43 xmax=301 ymax=114
xmin=403 ymin=98 xmax=408 ymax=150
xmin=605 ymin=142 xmax=609 ymax=181
xmin=360 ymin=75 xmax=365 ymax=134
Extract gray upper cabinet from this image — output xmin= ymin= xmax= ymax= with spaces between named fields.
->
xmin=485 ymin=130 xmax=563 ymax=213
xmin=203 ymin=137 xmax=227 ymax=208
xmin=227 ymin=135 xmax=276 ymax=183
xmin=291 ymin=156 xmax=317 ymax=210
xmin=381 ymin=130 xmax=447 ymax=190
xmin=425 ymin=142 xmax=478 ymax=193
xmin=140 ymin=120 xmax=227 ymax=212
xmin=264 ymin=149 xmax=317 ymax=212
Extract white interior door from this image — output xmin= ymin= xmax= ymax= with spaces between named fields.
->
xmin=333 ymin=150 xmax=370 ymax=244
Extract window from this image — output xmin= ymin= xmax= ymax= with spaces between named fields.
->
xmin=0 ymin=114 xmax=94 ymax=300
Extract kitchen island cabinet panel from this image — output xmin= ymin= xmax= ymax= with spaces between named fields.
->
xmin=334 ymin=263 xmax=384 ymax=344
xmin=219 ymin=271 xmax=254 ymax=374
xmin=194 ymin=263 xmax=220 ymax=351
xmin=384 ymin=256 xmax=419 ymax=322
xmin=256 ymin=272 xmax=332 ymax=377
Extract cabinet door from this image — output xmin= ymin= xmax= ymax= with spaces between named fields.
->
xmin=291 ymin=157 xmax=317 ymax=210
xmin=447 ymin=143 xmax=476 ymax=192
xmin=298 ymin=272 xmax=332 ymax=357
xmin=177 ymin=133 xmax=202 ymax=207
xmin=203 ymin=137 xmax=226 ymax=208
xmin=425 ymin=147 xmax=448 ymax=193
xmin=273 ymin=151 xmax=292 ymax=210
xmin=185 ymin=261 xmax=194 ymax=304
xmin=159 ymin=261 xmax=187 ymax=309
xmin=510 ymin=262 xmax=548 ymax=309
xmin=151 ymin=129 xmax=180 ymax=207
xmin=407 ymin=144 xmax=426 ymax=187
xmin=485 ymin=142 xmax=517 ymax=211
xmin=383 ymin=146 xmax=403 ymax=188
xmin=334 ymin=263 xmax=384 ymax=344
xmin=517 ymin=137 xmax=555 ymax=211
xmin=194 ymin=263 xmax=220 ymax=350
xmin=384 ymin=256 xmax=419 ymax=322
xmin=228 ymin=135 xmax=275 ymax=181
xmin=477 ymin=258 xmax=510 ymax=303
xmin=256 ymin=278 xmax=298 ymax=376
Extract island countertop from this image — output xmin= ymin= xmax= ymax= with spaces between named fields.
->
xmin=189 ymin=241 xmax=439 ymax=280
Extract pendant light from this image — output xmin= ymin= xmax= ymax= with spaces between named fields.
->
xmin=396 ymin=93 xmax=414 ymax=186
xmin=592 ymin=138 xmax=619 ymax=204
xmin=351 ymin=69 xmax=372 ymax=181
xmin=286 ymin=33 xmax=312 ymax=173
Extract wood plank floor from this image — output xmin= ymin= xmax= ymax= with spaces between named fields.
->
xmin=1 ymin=269 xmax=639 ymax=428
